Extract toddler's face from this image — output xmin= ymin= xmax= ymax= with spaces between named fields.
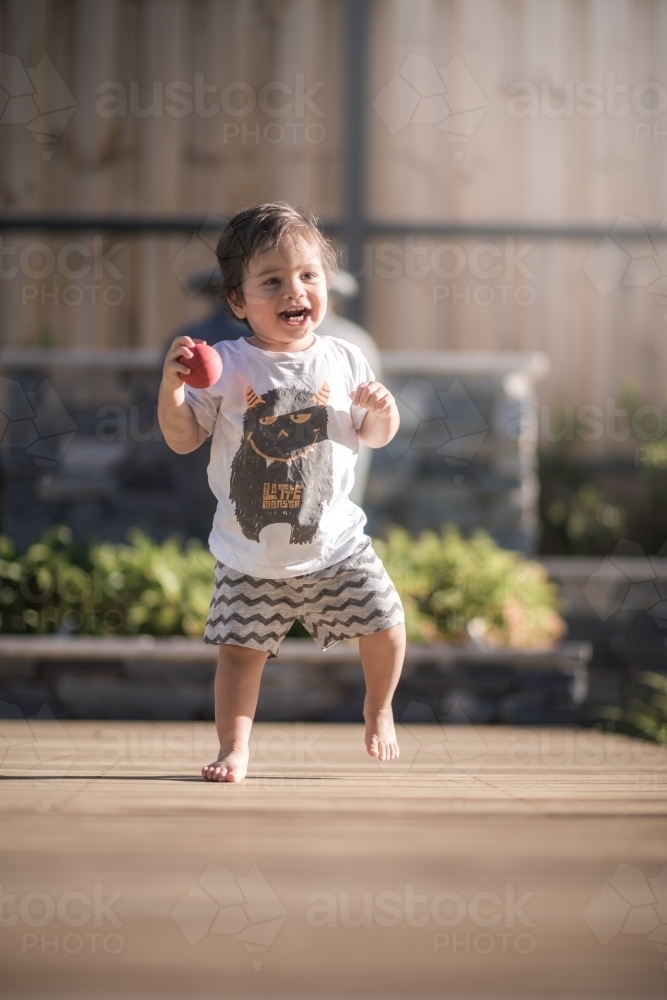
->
xmin=229 ymin=235 xmax=327 ymax=348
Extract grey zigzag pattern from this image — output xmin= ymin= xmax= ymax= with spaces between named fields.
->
xmin=207 ymin=603 xmax=403 ymax=646
xmin=204 ymin=630 xmax=282 ymax=647
xmin=211 ymin=570 xmax=389 ymax=610
xmin=296 ymin=567 xmax=387 ymax=592
xmin=315 ymin=585 xmax=398 ymax=616
xmin=215 ymin=560 xmax=385 ymax=590
xmin=210 ymin=583 xmax=397 ymax=626
xmin=206 ymin=610 xmax=295 ymax=629
xmin=213 ymin=587 xmax=304 ymax=611
xmin=214 ymin=560 xmax=383 ymax=589
xmin=215 ymin=570 xmax=286 ymax=590
xmin=212 ymin=554 xmax=379 ymax=592
xmin=311 ymin=603 xmax=404 ymax=638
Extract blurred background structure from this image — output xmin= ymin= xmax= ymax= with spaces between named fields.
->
xmin=0 ymin=1 xmax=664 ymax=393
xmin=1 ymin=0 xmax=666 ymax=555
xmin=0 ymin=0 xmax=666 ymax=716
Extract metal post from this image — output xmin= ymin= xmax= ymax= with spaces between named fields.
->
xmin=343 ymin=0 xmax=370 ymax=324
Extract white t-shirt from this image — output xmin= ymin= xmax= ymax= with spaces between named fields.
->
xmin=184 ymin=335 xmax=374 ymax=578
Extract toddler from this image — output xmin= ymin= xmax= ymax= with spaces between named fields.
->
xmin=158 ymin=203 xmax=405 ymax=782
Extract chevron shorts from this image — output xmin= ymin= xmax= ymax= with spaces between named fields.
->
xmin=203 ymin=540 xmax=404 ymax=657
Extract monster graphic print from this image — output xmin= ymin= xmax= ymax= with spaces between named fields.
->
xmin=230 ymin=383 xmax=334 ymax=544
xmin=183 ymin=335 xmax=373 ymax=578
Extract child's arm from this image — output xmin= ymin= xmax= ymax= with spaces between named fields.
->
xmin=158 ymin=336 xmax=211 ymax=454
xmin=351 ymin=381 xmax=400 ymax=448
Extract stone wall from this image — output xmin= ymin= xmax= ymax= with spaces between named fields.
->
xmin=0 ymin=350 xmax=215 ymax=552
xmin=0 ymin=349 xmax=547 ymax=555
xmin=543 ymin=556 xmax=667 ymax=715
xmin=0 ymin=637 xmax=590 ymax=726
xmin=364 ymin=351 xmax=548 ymax=554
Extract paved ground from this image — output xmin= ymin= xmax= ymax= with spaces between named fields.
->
xmin=1 ymin=720 xmax=666 ymax=998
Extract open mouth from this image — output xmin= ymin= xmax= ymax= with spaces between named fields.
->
xmin=278 ymin=306 xmax=311 ymax=327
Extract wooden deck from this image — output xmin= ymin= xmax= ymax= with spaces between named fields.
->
xmin=1 ymin=720 xmax=666 ymax=998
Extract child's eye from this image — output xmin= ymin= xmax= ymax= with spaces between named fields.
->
xmin=302 ymin=272 xmax=317 ymax=280
xmin=259 ymin=415 xmax=278 ymax=425
xmin=290 ymin=413 xmax=311 ymax=424
xmin=264 ymin=277 xmax=280 ymax=286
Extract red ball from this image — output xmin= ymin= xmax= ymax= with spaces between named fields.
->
xmin=179 ymin=343 xmax=223 ymax=389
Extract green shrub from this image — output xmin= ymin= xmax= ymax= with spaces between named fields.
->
xmin=373 ymin=525 xmax=565 ymax=649
xmin=538 ymin=383 xmax=667 ymax=557
xmin=0 ymin=525 xmax=215 ymax=637
xmin=0 ymin=524 xmax=565 ymax=648
xmin=601 ymin=672 xmax=667 ymax=746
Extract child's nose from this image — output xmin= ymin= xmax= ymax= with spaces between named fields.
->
xmin=283 ymin=276 xmax=304 ymax=298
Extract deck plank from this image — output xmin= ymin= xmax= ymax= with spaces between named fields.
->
xmin=1 ymin=721 xmax=666 ymax=998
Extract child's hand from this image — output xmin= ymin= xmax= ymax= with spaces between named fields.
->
xmin=162 ymin=336 xmax=206 ymax=389
xmin=350 ymin=381 xmax=396 ymax=418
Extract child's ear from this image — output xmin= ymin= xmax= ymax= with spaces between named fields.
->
xmin=227 ymin=290 xmax=246 ymax=319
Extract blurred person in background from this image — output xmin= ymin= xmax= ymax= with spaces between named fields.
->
xmin=167 ymin=269 xmax=248 ymax=351
xmin=317 ymin=270 xmax=381 ymax=506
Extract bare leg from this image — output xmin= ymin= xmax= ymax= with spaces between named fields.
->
xmin=201 ymin=644 xmax=268 ymax=782
xmin=359 ymin=623 xmax=405 ymax=761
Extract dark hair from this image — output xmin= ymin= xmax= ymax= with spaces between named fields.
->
xmin=215 ymin=202 xmax=339 ymax=323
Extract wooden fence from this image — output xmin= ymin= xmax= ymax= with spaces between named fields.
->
xmin=0 ymin=0 xmax=666 ymax=420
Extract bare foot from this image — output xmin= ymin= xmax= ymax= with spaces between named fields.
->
xmin=364 ymin=705 xmax=400 ymax=761
xmin=201 ymin=747 xmax=249 ymax=782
